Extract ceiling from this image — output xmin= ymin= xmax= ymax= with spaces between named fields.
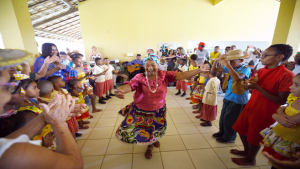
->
xmin=27 ymin=0 xmax=84 ymax=42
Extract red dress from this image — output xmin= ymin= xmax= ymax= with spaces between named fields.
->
xmin=232 ymin=65 xmax=294 ymax=146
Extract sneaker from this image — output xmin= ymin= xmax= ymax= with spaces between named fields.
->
xmin=114 ymin=86 xmax=117 ymax=89
xmin=109 ymin=93 xmax=115 ymax=96
xmin=102 ymin=97 xmax=108 ymax=100
xmin=98 ymin=99 xmax=106 ymax=104
xmin=75 ymin=133 xmax=82 ymax=137
xmin=212 ymin=133 xmax=223 ymax=138
xmin=175 ymin=91 xmax=181 ymax=95
xmin=216 ymin=137 xmax=235 ymax=143
xmin=181 ymin=92 xmax=186 ymax=97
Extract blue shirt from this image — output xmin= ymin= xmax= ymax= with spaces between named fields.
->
xmin=128 ymin=59 xmax=143 ymax=66
xmin=223 ymin=64 xmax=251 ymax=105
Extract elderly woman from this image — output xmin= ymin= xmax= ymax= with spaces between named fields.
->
xmin=89 ymin=46 xmax=102 ymax=64
xmin=114 ymin=55 xmax=209 ymax=159
xmin=34 ymin=43 xmax=71 ymax=84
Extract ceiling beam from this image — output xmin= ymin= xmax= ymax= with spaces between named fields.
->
xmin=30 ymin=4 xmax=61 ymax=17
xmin=33 ymin=8 xmax=78 ymax=27
xmin=28 ymin=0 xmax=50 ymax=8
xmin=52 ymin=23 xmax=81 ymax=32
xmin=48 ymin=20 xmax=80 ymax=31
xmin=41 ymin=15 xmax=79 ymax=29
xmin=34 ymin=28 xmax=76 ymax=39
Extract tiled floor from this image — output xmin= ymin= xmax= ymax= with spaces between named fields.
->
xmin=78 ymin=87 xmax=270 ymax=169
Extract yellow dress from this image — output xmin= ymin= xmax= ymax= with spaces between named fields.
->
xmin=73 ymin=93 xmax=90 ymax=121
xmin=18 ymin=106 xmax=56 ymax=151
xmin=260 ymin=93 xmax=300 ymax=159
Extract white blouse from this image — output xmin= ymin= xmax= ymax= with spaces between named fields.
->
xmin=93 ymin=65 xmax=106 ymax=82
xmin=103 ymin=65 xmax=115 ymax=80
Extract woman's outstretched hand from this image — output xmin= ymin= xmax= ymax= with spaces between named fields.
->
xmin=199 ymin=60 xmax=210 ymax=72
xmin=115 ymin=89 xmax=126 ymax=99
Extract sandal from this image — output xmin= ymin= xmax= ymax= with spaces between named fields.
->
xmin=82 ymin=121 xmax=90 ymax=124
xmin=145 ymin=145 xmax=153 ymax=159
xmin=79 ymin=125 xmax=89 ymax=129
xmin=153 ymin=141 xmax=160 ymax=148
xmin=192 ymin=105 xmax=199 ymax=109
xmin=200 ymin=122 xmax=212 ymax=127
xmin=193 ymin=110 xmax=201 ymax=114
xmin=195 ymin=114 xmax=202 ymax=119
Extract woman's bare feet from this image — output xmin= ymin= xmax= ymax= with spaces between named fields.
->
xmin=230 ymin=149 xmax=248 ymax=156
xmin=231 ymin=157 xmax=256 ymax=166
xmin=145 ymin=145 xmax=153 ymax=159
xmin=92 ymin=109 xmax=103 ymax=113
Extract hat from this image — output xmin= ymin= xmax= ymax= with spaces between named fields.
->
xmin=198 ymin=42 xmax=206 ymax=46
xmin=226 ymin=49 xmax=249 ymax=60
xmin=59 ymin=51 xmax=67 ymax=55
xmin=0 ymin=49 xmax=36 ymax=70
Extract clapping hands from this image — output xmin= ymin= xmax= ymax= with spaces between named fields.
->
xmin=241 ymin=73 xmax=259 ymax=90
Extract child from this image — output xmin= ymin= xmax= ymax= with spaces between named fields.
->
xmin=200 ymin=71 xmax=220 ymax=126
xmin=192 ymin=73 xmax=208 ymax=117
xmin=68 ymin=53 xmax=102 ymax=113
xmin=187 ymin=54 xmax=199 ymax=101
xmin=47 ymin=76 xmax=82 ymax=138
xmin=211 ymin=49 xmax=251 ymax=143
xmin=103 ymin=58 xmax=117 ymax=99
xmin=37 ymin=80 xmax=54 ymax=102
xmin=260 ymin=74 xmax=300 ymax=169
xmin=93 ymin=58 xmax=108 ymax=104
xmin=159 ymin=58 xmax=168 ymax=71
xmin=67 ymin=79 xmax=91 ymax=129
xmin=230 ymin=44 xmax=294 ymax=166
xmin=175 ymin=59 xmax=188 ymax=97
xmin=18 ymin=79 xmax=56 ymax=151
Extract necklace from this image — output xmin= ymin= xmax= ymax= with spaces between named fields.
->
xmin=145 ymin=72 xmax=158 ymax=93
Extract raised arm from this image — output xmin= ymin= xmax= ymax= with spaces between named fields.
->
xmin=176 ymin=61 xmax=210 ymax=80
xmin=220 ymin=57 xmax=246 ymax=81
xmin=211 ymin=57 xmax=225 ymax=73
xmin=35 ymin=56 xmax=57 ymax=80
xmin=20 ymin=63 xmax=30 ymax=76
xmin=115 ymin=84 xmax=133 ymax=99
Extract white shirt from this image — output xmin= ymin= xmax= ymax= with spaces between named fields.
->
xmin=293 ymin=64 xmax=300 ymax=75
xmin=159 ymin=64 xmax=168 ymax=71
xmin=195 ymin=49 xmax=209 ymax=65
xmin=178 ymin=65 xmax=188 ymax=72
xmin=0 ymin=134 xmax=41 ymax=158
xmin=203 ymin=77 xmax=220 ymax=106
xmin=92 ymin=65 xmax=106 ymax=82
xmin=103 ymin=65 xmax=115 ymax=80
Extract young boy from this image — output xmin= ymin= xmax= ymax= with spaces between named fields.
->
xmin=103 ymin=58 xmax=117 ymax=99
xmin=175 ymin=59 xmax=188 ymax=97
xmin=200 ymin=71 xmax=220 ymax=126
xmin=37 ymin=80 xmax=54 ymax=102
xmin=93 ymin=58 xmax=108 ymax=104
xmin=47 ymin=76 xmax=82 ymax=138
xmin=159 ymin=58 xmax=168 ymax=71
xmin=230 ymin=44 xmax=294 ymax=166
xmin=211 ymin=49 xmax=251 ymax=143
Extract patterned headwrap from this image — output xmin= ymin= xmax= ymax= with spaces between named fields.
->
xmin=143 ymin=54 xmax=160 ymax=65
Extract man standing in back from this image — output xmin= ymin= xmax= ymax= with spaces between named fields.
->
xmin=195 ymin=42 xmax=209 ymax=65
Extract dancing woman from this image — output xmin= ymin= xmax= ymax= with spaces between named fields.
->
xmin=114 ymin=55 xmax=209 ymax=159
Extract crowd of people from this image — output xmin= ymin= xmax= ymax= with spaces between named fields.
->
xmin=0 ymin=41 xmax=300 ymax=169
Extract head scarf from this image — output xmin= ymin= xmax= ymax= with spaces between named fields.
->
xmin=143 ymin=54 xmax=159 ymax=65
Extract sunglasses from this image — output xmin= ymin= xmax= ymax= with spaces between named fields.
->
xmin=0 ymin=81 xmax=20 ymax=94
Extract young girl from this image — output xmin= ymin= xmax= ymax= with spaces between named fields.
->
xmin=175 ymin=59 xmax=188 ymax=97
xmin=200 ymin=71 xmax=220 ymax=126
xmin=68 ymin=79 xmax=91 ymax=129
xmin=231 ymin=44 xmax=294 ymax=166
xmin=260 ymin=74 xmax=300 ymax=169
xmin=186 ymin=54 xmax=199 ymax=100
xmin=93 ymin=58 xmax=108 ymax=104
xmin=17 ymin=79 xmax=56 ymax=150
xmin=103 ymin=58 xmax=117 ymax=99
xmin=192 ymin=73 xmax=207 ymax=118
xmin=68 ymin=53 xmax=102 ymax=113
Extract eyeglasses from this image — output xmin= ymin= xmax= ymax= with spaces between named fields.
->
xmin=261 ymin=54 xmax=277 ymax=59
xmin=0 ymin=81 xmax=20 ymax=94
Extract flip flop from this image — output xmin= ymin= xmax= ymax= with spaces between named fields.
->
xmin=79 ymin=125 xmax=89 ymax=129
xmin=145 ymin=145 xmax=153 ymax=159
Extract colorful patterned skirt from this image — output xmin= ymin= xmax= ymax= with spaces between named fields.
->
xmin=192 ymin=86 xmax=205 ymax=100
xmin=260 ymin=127 xmax=300 ymax=163
xmin=76 ymin=109 xmax=90 ymax=121
xmin=190 ymin=96 xmax=199 ymax=104
xmin=116 ymin=102 xmax=167 ymax=145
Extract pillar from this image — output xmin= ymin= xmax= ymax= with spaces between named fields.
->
xmin=0 ymin=0 xmax=39 ymax=66
xmin=272 ymin=0 xmax=300 ymax=57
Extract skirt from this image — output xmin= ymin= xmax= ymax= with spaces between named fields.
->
xmin=176 ymin=80 xmax=187 ymax=92
xmin=202 ymin=104 xmax=218 ymax=121
xmin=193 ymin=86 xmax=205 ymax=100
xmin=66 ymin=117 xmax=78 ymax=134
xmin=105 ymin=79 xmax=113 ymax=91
xmin=116 ymin=102 xmax=167 ymax=145
xmin=95 ymin=82 xmax=106 ymax=97
xmin=190 ymin=96 xmax=199 ymax=104
xmin=76 ymin=109 xmax=90 ymax=121
xmin=260 ymin=127 xmax=300 ymax=160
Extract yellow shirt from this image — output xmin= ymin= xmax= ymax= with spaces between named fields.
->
xmin=210 ymin=52 xmax=220 ymax=63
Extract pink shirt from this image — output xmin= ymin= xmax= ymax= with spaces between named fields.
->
xmin=125 ymin=70 xmax=177 ymax=111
